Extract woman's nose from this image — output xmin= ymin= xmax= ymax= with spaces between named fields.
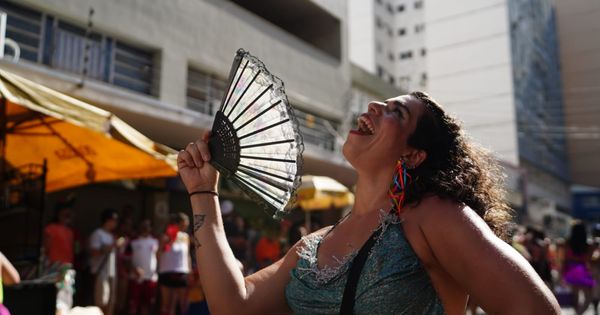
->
xmin=367 ymin=102 xmax=384 ymax=115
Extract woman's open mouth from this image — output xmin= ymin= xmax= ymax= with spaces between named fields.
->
xmin=350 ymin=114 xmax=374 ymax=136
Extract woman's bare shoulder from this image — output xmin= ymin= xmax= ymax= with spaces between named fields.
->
xmin=409 ymin=196 xmax=469 ymax=224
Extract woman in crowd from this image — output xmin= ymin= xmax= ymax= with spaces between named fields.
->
xmin=178 ymin=92 xmax=560 ymax=314
xmin=563 ymin=220 xmax=596 ymax=315
xmin=158 ymin=213 xmax=191 ymax=315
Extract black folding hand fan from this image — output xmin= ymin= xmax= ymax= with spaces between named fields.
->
xmin=208 ymin=49 xmax=304 ymax=219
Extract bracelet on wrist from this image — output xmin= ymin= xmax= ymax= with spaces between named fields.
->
xmin=189 ymin=190 xmax=218 ymax=197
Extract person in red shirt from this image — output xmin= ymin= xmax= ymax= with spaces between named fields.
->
xmin=43 ymin=202 xmax=74 ymax=265
xmin=254 ymin=231 xmax=280 ymax=269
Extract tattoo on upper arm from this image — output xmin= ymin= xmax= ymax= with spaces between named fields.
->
xmin=193 ymin=214 xmax=206 ymax=248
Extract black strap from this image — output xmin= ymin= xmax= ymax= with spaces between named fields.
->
xmin=339 ymin=228 xmax=383 ymax=315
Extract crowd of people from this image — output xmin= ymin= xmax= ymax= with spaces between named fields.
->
xmin=10 ymin=189 xmax=597 ymax=315
xmin=497 ymin=221 xmax=600 ymax=315
xmin=5 ymin=193 xmax=599 ymax=315
xmin=34 ymin=196 xmax=600 ymax=315
xmin=40 ymin=199 xmax=309 ymax=315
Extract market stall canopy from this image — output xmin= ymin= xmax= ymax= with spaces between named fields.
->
xmin=297 ymin=175 xmax=354 ymax=211
xmin=0 ymin=69 xmax=178 ymax=192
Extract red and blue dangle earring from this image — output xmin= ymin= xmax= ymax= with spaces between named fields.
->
xmin=388 ymin=159 xmax=412 ymax=218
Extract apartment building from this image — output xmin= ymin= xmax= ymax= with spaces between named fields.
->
xmin=0 ymin=0 xmax=352 ymax=230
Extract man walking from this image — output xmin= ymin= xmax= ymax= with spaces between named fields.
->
xmin=89 ymin=209 xmax=121 ymax=315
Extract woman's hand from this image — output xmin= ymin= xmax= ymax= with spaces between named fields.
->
xmin=177 ymin=131 xmax=219 ymax=193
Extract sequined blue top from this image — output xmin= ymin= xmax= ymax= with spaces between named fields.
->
xmin=285 ymin=211 xmax=445 ymax=315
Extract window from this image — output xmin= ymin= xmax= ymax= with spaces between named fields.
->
xmin=0 ymin=1 xmax=43 ymax=62
xmin=186 ymin=67 xmax=226 ymax=115
xmin=375 ymin=16 xmax=382 ymax=28
xmin=389 ymin=76 xmax=395 ymax=85
xmin=420 ymin=73 xmax=428 ymax=85
xmin=421 ymin=48 xmax=427 ymax=56
xmin=0 ymin=2 xmax=158 ymax=96
xmin=388 ymin=52 xmax=394 ymax=61
xmin=377 ymin=65 xmax=384 ymax=78
xmin=397 ymin=4 xmax=405 ymax=12
xmin=113 ymin=41 xmax=156 ymax=95
xmin=387 ymin=27 xmax=393 ymax=37
xmin=51 ymin=21 xmax=104 ymax=80
xmin=386 ymin=3 xmax=394 ymax=14
xmin=398 ymin=28 xmax=406 ymax=36
xmin=414 ymin=1 xmax=423 ymax=9
xmin=399 ymin=51 xmax=413 ymax=59
xmin=376 ymin=41 xmax=383 ymax=53
xmin=376 ymin=0 xmax=383 ymax=4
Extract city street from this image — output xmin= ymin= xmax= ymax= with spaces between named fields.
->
xmin=0 ymin=0 xmax=599 ymax=314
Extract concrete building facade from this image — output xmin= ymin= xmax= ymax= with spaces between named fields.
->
xmin=0 ymin=0 xmax=354 ymax=180
xmin=0 ymin=0 xmax=354 ymax=234
xmin=556 ymin=0 xmax=600 ymax=189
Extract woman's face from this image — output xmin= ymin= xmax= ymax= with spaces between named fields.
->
xmin=343 ymin=95 xmax=425 ymax=171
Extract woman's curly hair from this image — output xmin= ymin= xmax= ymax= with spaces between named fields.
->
xmin=404 ymin=91 xmax=513 ymax=240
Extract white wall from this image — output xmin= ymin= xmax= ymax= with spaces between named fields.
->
xmin=425 ymin=0 xmax=519 ymax=164
xmin=348 ymin=0 xmax=375 ymax=73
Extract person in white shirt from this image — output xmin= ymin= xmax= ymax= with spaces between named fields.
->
xmin=89 ymin=208 xmax=121 ymax=315
xmin=158 ymin=213 xmax=191 ymax=315
xmin=128 ymin=219 xmax=159 ymax=315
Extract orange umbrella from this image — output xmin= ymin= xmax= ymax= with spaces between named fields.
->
xmin=0 ymin=69 xmax=177 ymax=192
xmin=297 ymin=175 xmax=354 ymax=211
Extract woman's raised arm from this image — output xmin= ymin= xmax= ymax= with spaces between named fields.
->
xmin=178 ymin=132 xmax=298 ymax=315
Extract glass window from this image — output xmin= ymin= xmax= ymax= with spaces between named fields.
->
xmin=0 ymin=1 xmax=43 ymax=62
xmin=0 ymin=2 xmax=158 ymax=96
xmin=112 ymin=41 xmax=156 ymax=95
xmin=377 ymin=65 xmax=384 ymax=77
xmin=186 ymin=67 xmax=226 ymax=115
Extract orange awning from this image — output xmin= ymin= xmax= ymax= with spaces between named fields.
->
xmin=0 ymin=69 xmax=178 ymax=192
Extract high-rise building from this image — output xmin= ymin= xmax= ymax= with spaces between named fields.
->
xmin=427 ymin=0 xmax=570 ymax=217
xmin=556 ymin=0 xmax=600 ymax=190
xmin=350 ymin=0 xmax=571 ymax=225
xmin=349 ymin=0 xmax=427 ymax=91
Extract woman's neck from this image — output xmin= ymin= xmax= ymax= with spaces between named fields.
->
xmin=352 ymin=170 xmax=394 ymax=217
